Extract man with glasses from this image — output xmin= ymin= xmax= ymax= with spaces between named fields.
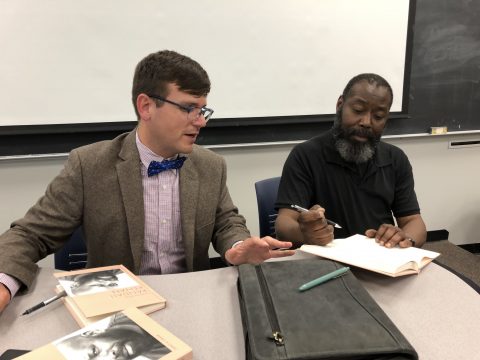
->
xmin=0 ymin=50 xmax=294 ymax=313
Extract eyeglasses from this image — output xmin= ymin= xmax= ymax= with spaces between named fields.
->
xmin=147 ymin=94 xmax=214 ymax=122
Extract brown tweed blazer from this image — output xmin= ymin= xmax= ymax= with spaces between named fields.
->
xmin=0 ymin=130 xmax=250 ymax=290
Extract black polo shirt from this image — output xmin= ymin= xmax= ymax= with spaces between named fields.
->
xmin=276 ymin=130 xmax=420 ymax=238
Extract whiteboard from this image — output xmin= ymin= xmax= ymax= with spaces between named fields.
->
xmin=0 ymin=0 xmax=410 ymax=126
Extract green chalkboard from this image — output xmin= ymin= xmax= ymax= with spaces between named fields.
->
xmin=403 ymin=0 xmax=480 ymax=134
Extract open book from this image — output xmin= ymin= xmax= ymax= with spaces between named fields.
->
xmin=15 ymin=307 xmax=192 ymax=360
xmin=300 ymin=234 xmax=440 ymax=277
xmin=54 ymin=265 xmax=166 ymax=327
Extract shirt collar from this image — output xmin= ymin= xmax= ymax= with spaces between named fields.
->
xmin=135 ymin=132 xmax=184 ymax=171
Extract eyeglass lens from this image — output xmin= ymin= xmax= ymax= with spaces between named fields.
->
xmin=189 ymin=108 xmax=213 ymax=121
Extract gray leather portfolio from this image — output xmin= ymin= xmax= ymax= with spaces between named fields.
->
xmin=237 ymin=258 xmax=418 ymax=360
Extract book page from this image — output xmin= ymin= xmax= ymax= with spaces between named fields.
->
xmin=300 ymin=234 xmax=440 ymax=276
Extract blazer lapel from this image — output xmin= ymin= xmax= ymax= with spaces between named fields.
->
xmin=117 ymin=131 xmax=145 ymax=273
xmin=180 ymin=157 xmax=199 ymax=271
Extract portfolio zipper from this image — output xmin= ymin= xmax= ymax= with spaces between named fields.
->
xmin=255 ymin=266 xmax=285 ymax=346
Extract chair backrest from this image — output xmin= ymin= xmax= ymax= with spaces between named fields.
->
xmin=54 ymin=227 xmax=88 ymax=271
xmin=254 ymin=177 xmax=281 ymax=238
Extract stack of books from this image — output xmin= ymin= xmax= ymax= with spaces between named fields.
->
xmin=54 ymin=265 xmax=166 ymax=326
xmin=19 ymin=265 xmax=192 ymax=360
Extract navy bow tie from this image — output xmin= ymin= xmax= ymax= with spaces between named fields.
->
xmin=147 ymin=157 xmax=187 ymax=177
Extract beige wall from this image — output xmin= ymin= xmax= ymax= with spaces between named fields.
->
xmin=1 ymin=133 xmax=479 ymax=267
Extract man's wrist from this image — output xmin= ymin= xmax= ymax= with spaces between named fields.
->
xmin=226 ymin=240 xmax=247 ymax=266
xmin=231 ymin=240 xmax=244 ymax=249
xmin=0 ymin=282 xmax=12 ymax=299
xmin=0 ymin=273 xmax=22 ymax=299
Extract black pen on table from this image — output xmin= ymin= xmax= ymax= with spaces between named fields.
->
xmin=21 ymin=290 xmax=67 ymax=316
xmin=290 ymin=204 xmax=342 ymax=229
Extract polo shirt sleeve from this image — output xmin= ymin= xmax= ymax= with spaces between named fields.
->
xmin=392 ymin=150 xmax=421 ymax=218
xmin=275 ymin=144 xmax=314 ymax=210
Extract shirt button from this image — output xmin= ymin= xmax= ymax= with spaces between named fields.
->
xmin=162 ymin=185 xmax=167 ymax=190
xmin=162 ymin=219 xmax=167 ymax=224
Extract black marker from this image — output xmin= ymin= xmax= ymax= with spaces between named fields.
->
xmin=291 ymin=204 xmax=343 ymax=229
xmin=21 ymin=290 xmax=67 ymax=315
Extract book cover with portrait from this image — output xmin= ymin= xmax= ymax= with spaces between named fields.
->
xmin=15 ymin=307 xmax=192 ymax=360
xmin=54 ymin=265 xmax=166 ymax=326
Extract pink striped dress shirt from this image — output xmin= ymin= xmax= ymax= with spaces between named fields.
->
xmin=135 ymin=133 xmax=187 ymax=275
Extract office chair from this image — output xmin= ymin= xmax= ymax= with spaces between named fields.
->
xmin=254 ymin=177 xmax=281 ymax=238
xmin=54 ymin=227 xmax=88 ymax=271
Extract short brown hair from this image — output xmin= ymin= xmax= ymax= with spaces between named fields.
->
xmin=131 ymin=50 xmax=211 ymax=119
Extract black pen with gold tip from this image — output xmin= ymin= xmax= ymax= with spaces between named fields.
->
xmin=291 ymin=204 xmax=343 ymax=229
xmin=21 ymin=290 xmax=67 ymax=315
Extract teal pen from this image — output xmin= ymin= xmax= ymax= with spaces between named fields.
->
xmin=298 ymin=267 xmax=350 ymax=292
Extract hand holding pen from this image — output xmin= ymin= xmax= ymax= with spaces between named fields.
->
xmin=291 ymin=204 xmax=342 ymax=246
xmin=291 ymin=205 xmax=342 ymax=229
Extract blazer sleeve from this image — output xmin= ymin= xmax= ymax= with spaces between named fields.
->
xmin=0 ymin=150 xmax=84 ymax=289
xmin=210 ymin=157 xmax=251 ymax=259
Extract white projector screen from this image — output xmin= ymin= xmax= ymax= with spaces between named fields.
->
xmin=0 ymin=0 xmax=410 ymax=127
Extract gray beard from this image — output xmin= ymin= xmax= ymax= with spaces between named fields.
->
xmin=332 ymin=110 xmax=379 ymax=164
xmin=334 ymin=137 xmax=375 ymax=164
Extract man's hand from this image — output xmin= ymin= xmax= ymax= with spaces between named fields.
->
xmin=225 ymin=236 xmax=295 ymax=266
xmin=298 ymin=205 xmax=334 ymax=246
xmin=365 ymin=224 xmax=413 ymax=248
xmin=0 ymin=283 xmax=11 ymax=313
